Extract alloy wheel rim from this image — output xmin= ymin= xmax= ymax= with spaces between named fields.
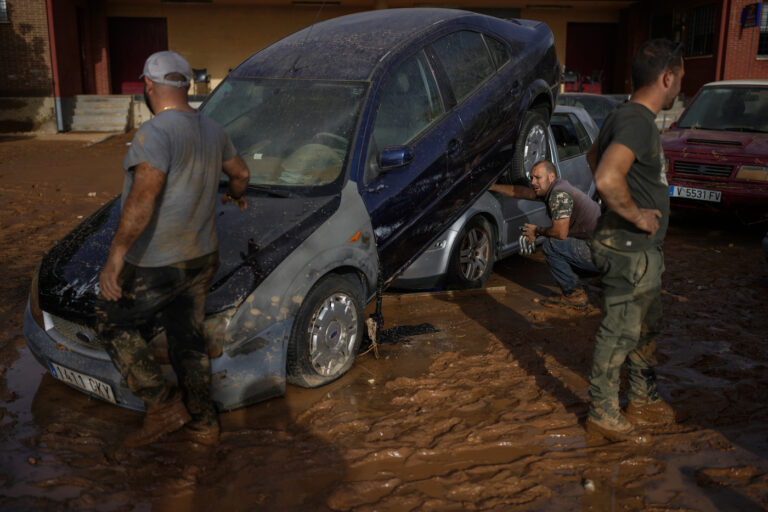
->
xmin=523 ymin=124 xmax=547 ymax=179
xmin=459 ymin=227 xmax=490 ymax=281
xmin=308 ymin=292 xmax=359 ymax=376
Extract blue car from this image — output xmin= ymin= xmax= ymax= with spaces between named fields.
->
xmin=25 ymin=8 xmax=560 ymax=410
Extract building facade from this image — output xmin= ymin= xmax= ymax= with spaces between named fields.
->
xmin=1 ymin=0 xmax=767 ymax=132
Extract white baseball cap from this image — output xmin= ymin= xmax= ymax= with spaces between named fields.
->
xmin=140 ymin=50 xmax=191 ymax=88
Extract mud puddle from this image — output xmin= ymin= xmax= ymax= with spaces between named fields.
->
xmin=1 ymin=136 xmax=768 ymax=510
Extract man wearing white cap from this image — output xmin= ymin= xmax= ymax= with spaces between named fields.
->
xmin=95 ymin=50 xmax=250 ymax=447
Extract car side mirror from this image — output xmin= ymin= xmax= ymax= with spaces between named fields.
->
xmin=379 ymin=145 xmax=414 ymax=170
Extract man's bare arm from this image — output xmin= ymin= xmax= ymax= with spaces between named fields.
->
xmin=489 ymin=183 xmax=537 ymax=201
xmin=99 ymin=163 xmax=166 ymax=301
xmin=221 ymin=155 xmax=250 ymax=211
xmin=594 ymin=142 xmax=661 ymax=237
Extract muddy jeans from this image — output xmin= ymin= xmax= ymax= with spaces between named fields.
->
xmin=541 ymin=237 xmax=599 ymax=295
xmin=95 ymin=253 xmax=219 ymax=425
xmin=588 ymin=240 xmax=664 ymax=421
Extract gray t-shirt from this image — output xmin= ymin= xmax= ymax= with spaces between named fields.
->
xmin=122 ymin=110 xmax=237 ymax=267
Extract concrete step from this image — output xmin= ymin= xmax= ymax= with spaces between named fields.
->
xmin=70 ymin=95 xmax=132 ymax=132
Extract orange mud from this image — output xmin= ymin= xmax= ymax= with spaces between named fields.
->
xmin=1 ymin=133 xmax=767 ymax=511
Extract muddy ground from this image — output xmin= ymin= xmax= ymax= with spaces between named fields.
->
xmin=1 ymin=133 xmax=767 ymax=511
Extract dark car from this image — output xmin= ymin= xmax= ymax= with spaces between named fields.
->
xmin=24 ymin=8 xmax=559 ymax=411
xmin=396 ymin=105 xmax=599 ymax=289
xmin=662 ymin=80 xmax=768 ymax=222
xmin=556 ymin=92 xmax=620 ymax=128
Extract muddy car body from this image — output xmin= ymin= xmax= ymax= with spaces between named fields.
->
xmin=24 ymin=8 xmax=559 ymax=411
xmin=663 ymin=80 xmax=768 ymax=222
xmin=395 ymin=105 xmax=598 ymax=289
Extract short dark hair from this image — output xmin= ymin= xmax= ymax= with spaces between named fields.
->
xmin=532 ymin=160 xmax=556 ymax=175
xmin=631 ymin=39 xmax=683 ymax=91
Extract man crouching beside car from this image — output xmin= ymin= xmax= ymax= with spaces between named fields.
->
xmin=491 ymin=160 xmax=601 ymax=308
xmin=95 ymin=51 xmax=250 ymax=447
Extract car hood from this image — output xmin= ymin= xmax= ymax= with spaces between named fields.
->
xmin=38 ymin=188 xmax=341 ymax=325
xmin=662 ymin=128 xmax=768 ymax=159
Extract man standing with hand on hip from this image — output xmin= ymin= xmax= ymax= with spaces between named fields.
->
xmin=96 ymin=50 xmax=250 ymax=447
xmin=585 ymin=39 xmax=684 ymax=442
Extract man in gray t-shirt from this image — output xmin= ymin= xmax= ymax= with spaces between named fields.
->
xmin=95 ymin=51 xmax=250 ymax=447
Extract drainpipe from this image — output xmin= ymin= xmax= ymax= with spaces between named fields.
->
xmin=45 ymin=0 xmax=64 ymax=132
xmin=715 ymin=0 xmax=730 ymax=81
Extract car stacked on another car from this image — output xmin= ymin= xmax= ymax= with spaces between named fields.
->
xmin=663 ymin=80 xmax=768 ymax=223
xmin=24 ymin=8 xmax=560 ymax=411
xmin=396 ymin=105 xmax=599 ymax=289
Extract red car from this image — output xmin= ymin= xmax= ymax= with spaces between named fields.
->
xmin=662 ymin=80 xmax=768 ymax=222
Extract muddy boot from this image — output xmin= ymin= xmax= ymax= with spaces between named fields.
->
xmin=177 ymin=416 xmax=220 ymax=447
xmin=542 ymin=288 xmax=588 ymax=309
xmin=124 ymin=390 xmax=191 ymax=448
xmin=586 ymin=413 xmax=650 ymax=444
xmin=625 ymin=398 xmax=676 ymax=427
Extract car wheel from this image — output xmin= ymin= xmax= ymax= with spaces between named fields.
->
xmin=447 ymin=216 xmax=495 ymax=289
xmin=287 ymin=274 xmax=364 ymax=388
xmin=499 ymin=110 xmax=549 ymax=185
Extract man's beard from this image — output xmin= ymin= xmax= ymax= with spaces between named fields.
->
xmin=143 ymin=86 xmax=155 ymax=115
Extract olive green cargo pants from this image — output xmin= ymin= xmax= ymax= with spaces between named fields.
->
xmin=588 ymin=240 xmax=664 ymax=421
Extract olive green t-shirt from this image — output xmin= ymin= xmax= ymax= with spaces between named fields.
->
xmin=593 ymin=102 xmax=670 ymax=251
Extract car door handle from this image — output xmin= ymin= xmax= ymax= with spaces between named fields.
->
xmin=510 ymin=80 xmax=521 ymax=95
xmin=447 ymin=139 xmax=462 ymax=157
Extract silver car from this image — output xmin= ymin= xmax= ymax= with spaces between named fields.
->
xmin=395 ymin=105 xmax=599 ymax=289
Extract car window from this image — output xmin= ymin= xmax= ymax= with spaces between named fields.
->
xmin=677 ymin=86 xmax=768 ymax=133
xmin=484 ymin=34 xmax=510 ymax=70
xmin=431 ymin=31 xmax=495 ymax=102
xmin=551 ymin=113 xmax=590 ymax=160
xmin=372 ymin=50 xmax=444 ymax=149
xmin=202 ymin=78 xmax=367 ymax=193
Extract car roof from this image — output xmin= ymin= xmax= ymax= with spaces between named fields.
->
xmin=702 ymin=79 xmax=768 ymax=87
xmin=558 ymin=92 xmax=619 ymax=103
xmin=231 ymin=8 xmax=513 ymax=81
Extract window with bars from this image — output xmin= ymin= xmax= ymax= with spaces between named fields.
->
xmin=759 ymin=3 xmax=768 ymax=57
xmin=687 ymin=4 xmax=716 ymax=57
xmin=1 ymin=0 xmax=8 ymax=22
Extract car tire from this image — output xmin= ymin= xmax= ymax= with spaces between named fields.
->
xmin=499 ymin=110 xmax=550 ymax=185
xmin=287 ymin=274 xmax=364 ymax=388
xmin=447 ymin=216 xmax=496 ymax=289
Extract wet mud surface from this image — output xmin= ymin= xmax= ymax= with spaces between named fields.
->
xmin=1 ymin=134 xmax=768 ymax=511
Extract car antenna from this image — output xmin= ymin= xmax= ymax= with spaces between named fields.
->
xmin=288 ymin=0 xmax=328 ymax=74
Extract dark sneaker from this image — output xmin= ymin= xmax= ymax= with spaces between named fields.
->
xmin=586 ymin=414 xmax=650 ymax=444
xmin=542 ymin=289 xmax=589 ymax=309
xmin=123 ymin=391 xmax=191 ymax=448
xmin=625 ymin=398 xmax=676 ymax=427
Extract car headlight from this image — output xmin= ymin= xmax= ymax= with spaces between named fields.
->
xmin=29 ymin=263 xmax=45 ymax=328
xmin=203 ymin=308 xmax=236 ymax=357
xmin=735 ymin=166 xmax=768 ymax=182
xmin=664 ymin=158 xmax=670 ymax=173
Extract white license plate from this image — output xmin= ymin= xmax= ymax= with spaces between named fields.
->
xmin=49 ymin=362 xmax=116 ymax=403
xmin=670 ymin=185 xmax=722 ymax=202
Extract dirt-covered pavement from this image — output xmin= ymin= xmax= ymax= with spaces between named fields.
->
xmin=1 ymin=133 xmax=767 ymax=511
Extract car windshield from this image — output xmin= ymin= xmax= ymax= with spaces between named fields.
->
xmin=677 ymin=86 xmax=768 ymax=133
xmin=201 ymin=78 xmax=368 ymax=193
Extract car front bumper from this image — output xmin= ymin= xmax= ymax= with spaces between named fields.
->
xmin=23 ymin=300 xmax=290 ymax=412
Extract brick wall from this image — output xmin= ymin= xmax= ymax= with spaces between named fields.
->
xmin=721 ymin=0 xmax=768 ymax=80
xmin=0 ymin=0 xmax=54 ymax=96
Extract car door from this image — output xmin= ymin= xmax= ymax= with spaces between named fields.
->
xmin=359 ymin=49 xmax=466 ymax=281
xmin=550 ymin=111 xmax=595 ymax=195
xmin=430 ymin=30 xmax=524 ymax=199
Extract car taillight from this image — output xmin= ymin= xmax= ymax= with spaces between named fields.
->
xmin=735 ymin=166 xmax=768 ymax=182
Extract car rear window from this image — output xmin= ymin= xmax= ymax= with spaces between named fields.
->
xmin=431 ymin=31 xmax=495 ymax=102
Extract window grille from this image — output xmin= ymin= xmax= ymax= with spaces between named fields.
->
xmin=687 ymin=4 xmax=716 ymax=57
